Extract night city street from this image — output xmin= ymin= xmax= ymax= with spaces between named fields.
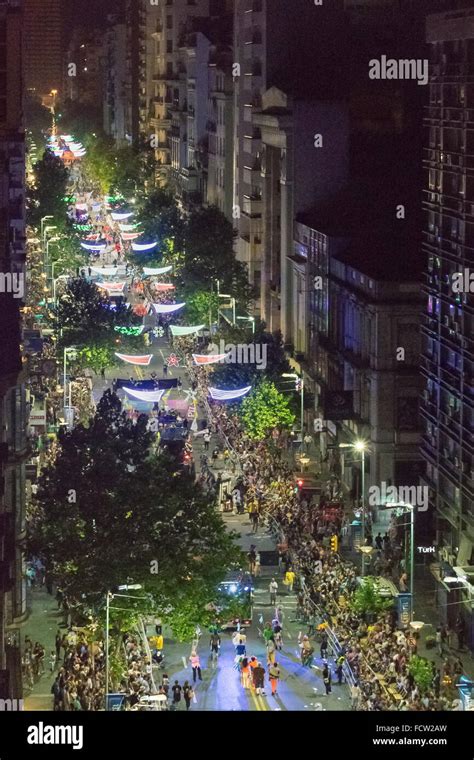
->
xmin=0 ymin=0 xmax=474 ymax=754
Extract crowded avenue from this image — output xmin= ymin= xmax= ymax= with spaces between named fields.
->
xmin=19 ymin=131 xmax=472 ymax=715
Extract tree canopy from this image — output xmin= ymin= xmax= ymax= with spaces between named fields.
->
xmin=29 ymin=392 xmax=242 ymax=640
xmin=27 ymin=150 xmax=69 ymax=227
xmin=240 ymin=380 xmax=295 ymax=441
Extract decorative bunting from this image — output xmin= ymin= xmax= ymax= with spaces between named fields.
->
xmin=209 ymin=386 xmax=252 ymax=401
xmin=170 ymin=325 xmax=205 ymax=337
xmin=115 ymin=353 xmax=153 ymax=366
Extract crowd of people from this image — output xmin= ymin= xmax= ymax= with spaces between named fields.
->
xmin=188 ymin=363 xmax=466 ymax=712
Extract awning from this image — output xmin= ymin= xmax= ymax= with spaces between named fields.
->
xmin=90 ymin=266 xmax=127 ymax=277
xmin=132 ymin=242 xmax=158 ymax=252
xmin=193 ymin=353 xmax=228 ymax=365
xmin=112 ymin=212 xmax=134 ymax=221
xmin=152 ymin=303 xmax=185 ymax=315
xmin=123 ymin=387 xmax=165 ymax=403
xmin=96 ymin=281 xmax=126 ymax=292
xmin=81 ymin=242 xmax=107 ymax=252
xmin=122 ymin=233 xmax=141 ymax=241
xmin=209 ymin=386 xmax=252 ymax=401
xmin=143 ymin=266 xmax=172 ymax=276
xmin=115 ymin=353 xmax=153 ymax=366
xmin=170 ymin=324 xmax=205 ymax=337
xmin=153 ymin=283 xmax=175 ymax=291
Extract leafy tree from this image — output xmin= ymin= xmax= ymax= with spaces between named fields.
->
xmin=183 ymin=206 xmax=254 ymax=308
xmin=56 ymin=99 xmax=104 ymax=144
xmin=182 ymin=290 xmax=219 ymax=327
xmin=54 ymin=277 xmax=139 ymax=348
xmin=29 ymin=391 xmax=242 ymax=638
xmin=240 ymin=380 xmax=295 ymax=441
xmin=136 ymin=188 xmax=184 ymax=262
xmin=210 ymin=325 xmax=293 ymax=388
xmin=350 ymin=577 xmax=394 ymax=619
xmin=408 ymin=656 xmax=435 ymax=693
xmin=27 ymin=150 xmax=69 ymax=227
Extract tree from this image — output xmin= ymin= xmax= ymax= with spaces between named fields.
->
xmin=183 ymin=206 xmax=254 ymax=308
xmin=350 ymin=577 xmax=394 ymax=620
xmin=27 ymin=150 xmax=69 ymax=227
xmin=54 ymin=277 xmax=139 ymax=348
xmin=28 ymin=391 xmax=242 ymax=639
xmin=210 ymin=325 xmax=293 ymax=390
xmin=408 ymin=656 xmax=435 ymax=694
xmin=182 ymin=290 xmax=219 ymax=327
xmin=240 ymin=380 xmax=295 ymax=441
xmin=136 ymin=188 xmax=184 ymax=262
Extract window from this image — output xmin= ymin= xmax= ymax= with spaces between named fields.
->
xmin=166 ymin=16 xmax=173 ymax=30
xmin=167 ymin=40 xmax=173 ymax=54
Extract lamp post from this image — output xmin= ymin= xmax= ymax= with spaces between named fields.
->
xmin=385 ymin=501 xmax=415 ymax=620
xmin=105 ymin=584 xmax=143 ymax=710
xmin=339 ymin=440 xmax=368 ymax=574
xmin=215 ymin=279 xmax=236 ymax=325
xmin=63 ymin=346 xmax=78 ymax=425
xmin=53 ymin=273 xmax=69 ymax=306
xmin=282 ymin=373 xmax=304 ymax=452
xmin=46 ymin=237 xmax=61 ymax=279
xmin=236 ymin=315 xmax=256 ymax=335
xmin=40 ymin=216 xmax=54 ymax=241
xmin=42 ymin=224 xmax=58 ymax=250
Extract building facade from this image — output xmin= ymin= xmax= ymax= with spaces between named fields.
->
xmin=0 ymin=0 xmax=27 ymax=700
xmin=151 ymin=0 xmax=210 ymax=188
xmin=103 ymin=18 xmax=128 ymax=145
xmin=421 ymin=8 xmax=474 ymax=637
xmin=24 ymin=0 xmax=62 ymax=101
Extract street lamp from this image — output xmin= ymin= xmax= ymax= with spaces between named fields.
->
xmin=40 ymin=215 xmax=54 ymax=241
xmin=105 ymin=584 xmax=143 ymax=710
xmin=63 ymin=346 xmax=78 ymax=426
xmin=339 ymin=440 xmax=368 ymax=574
xmin=282 ymin=373 xmax=305 ymax=452
xmin=46 ymin=237 xmax=61 ymax=276
xmin=53 ymin=273 xmax=69 ymax=306
xmin=385 ymin=501 xmax=415 ymax=620
xmin=236 ymin=315 xmax=256 ymax=335
xmin=215 ymin=279 xmax=236 ymax=325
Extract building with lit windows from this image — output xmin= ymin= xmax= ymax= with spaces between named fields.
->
xmin=24 ymin=0 xmax=62 ymax=100
xmin=421 ymin=7 xmax=474 ymax=641
xmin=0 ymin=0 xmax=27 ymax=701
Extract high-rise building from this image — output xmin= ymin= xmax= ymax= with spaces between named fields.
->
xmin=103 ymin=16 xmax=128 ymax=145
xmin=24 ymin=0 xmax=62 ymax=101
xmin=124 ymin=0 xmax=161 ymax=147
xmin=421 ymin=6 xmax=474 ymax=632
xmin=151 ymin=0 xmax=210 ymax=187
xmin=64 ymin=29 xmax=104 ymax=109
xmin=233 ymin=0 xmax=346 ymax=309
xmin=0 ymin=0 xmax=27 ymax=701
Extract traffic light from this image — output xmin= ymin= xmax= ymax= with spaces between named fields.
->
xmin=294 ymin=478 xmax=304 ymax=493
xmin=330 ymin=535 xmax=338 ymax=553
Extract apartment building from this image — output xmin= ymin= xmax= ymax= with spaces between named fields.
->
xmin=151 ymin=0 xmax=210 ymax=188
xmin=0 ymin=0 xmax=27 ymax=700
xmin=24 ymin=0 xmax=62 ymax=100
xmin=233 ymin=0 xmax=346 ymax=307
xmin=103 ymin=18 xmax=128 ymax=145
xmin=64 ymin=29 xmax=103 ymax=108
xmin=421 ymin=7 xmax=474 ymax=638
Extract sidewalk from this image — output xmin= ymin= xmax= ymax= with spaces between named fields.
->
xmin=22 ymin=588 xmax=65 ymax=710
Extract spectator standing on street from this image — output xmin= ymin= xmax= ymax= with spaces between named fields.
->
xmin=268 ymin=662 xmax=281 ymax=696
xmin=284 ymin=568 xmax=296 ymax=593
xmin=269 ymin=578 xmax=278 ymax=606
xmin=253 ymin=661 xmax=266 ymax=695
xmin=323 ymin=662 xmax=332 ymax=695
xmin=172 ymin=680 xmax=182 ymax=707
xmin=183 ymin=681 xmax=194 ymax=710
xmin=190 ymin=651 xmax=202 ymax=683
xmin=203 ymin=430 xmax=211 ymax=451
